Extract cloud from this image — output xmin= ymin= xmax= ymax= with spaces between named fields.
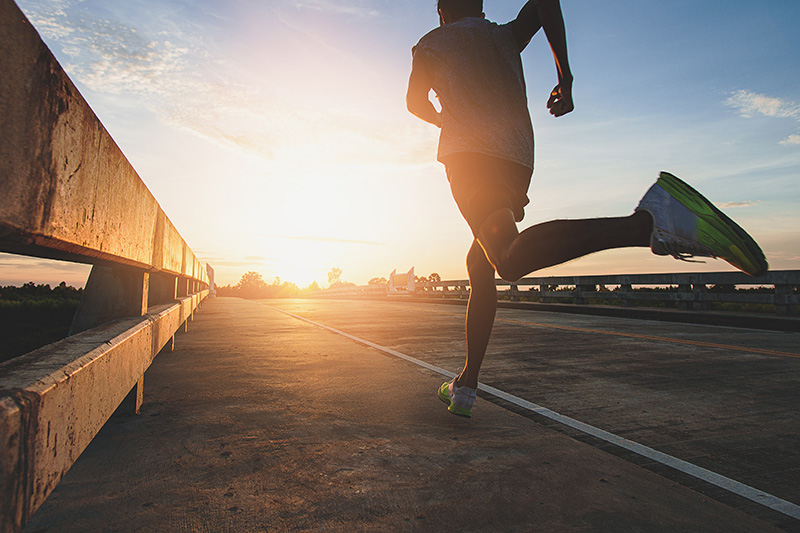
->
xmin=261 ymin=235 xmax=383 ymax=246
xmin=17 ymin=0 xmax=431 ymax=172
xmin=717 ymin=200 xmax=760 ymax=209
xmin=726 ymin=90 xmax=800 ymax=146
xmin=21 ymin=2 xmax=188 ymax=96
xmin=209 ymin=259 xmax=274 ymax=267
xmin=779 ymin=134 xmax=800 ymax=146
xmin=291 ymin=0 xmax=380 ymax=17
xmin=726 ymin=90 xmax=800 ymax=119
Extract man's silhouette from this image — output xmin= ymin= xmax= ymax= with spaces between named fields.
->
xmin=407 ymin=0 xmax=768 ymax=417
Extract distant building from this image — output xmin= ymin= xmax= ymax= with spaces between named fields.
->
xmin=388 ymin=267 xmax=415 ymax=293
xmin=206 ymin=263 xmax=216 ymax=297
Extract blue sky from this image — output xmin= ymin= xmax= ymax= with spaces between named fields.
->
xmin=5 ymin=0 xmax=800 ymax=287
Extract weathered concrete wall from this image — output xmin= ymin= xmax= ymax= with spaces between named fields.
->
xmin=0 ymin=291 xmax=208 ymax=531
xmin=0 ymin=1 xmax=215 ymax=528
xmin=0 ymin=0 xmax=206 ymax=285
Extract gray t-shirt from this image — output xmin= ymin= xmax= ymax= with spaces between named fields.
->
xmin=413 ymin=17 xmax=534 ymax=169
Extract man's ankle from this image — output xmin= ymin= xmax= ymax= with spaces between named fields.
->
xmin=455 ymin=375 xmax=477 ymax=389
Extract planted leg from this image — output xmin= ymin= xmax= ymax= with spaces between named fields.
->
xmin=456 ymin=239 xmax=497 ymax=389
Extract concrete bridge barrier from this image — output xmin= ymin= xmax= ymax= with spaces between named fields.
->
xmin=0 ymin=1 xmax=210 ymax=529
xmin=420 ymin=271 xmax=800 ymax=314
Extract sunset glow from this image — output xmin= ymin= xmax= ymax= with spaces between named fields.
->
xmin=5 ymin=1 xmax=800 ymax=289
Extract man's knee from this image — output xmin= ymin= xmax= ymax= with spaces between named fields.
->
xmin=493 ymin=258 xmax=523 ymax=283
xmin=466 ymin=244 xmax=494 ymax=280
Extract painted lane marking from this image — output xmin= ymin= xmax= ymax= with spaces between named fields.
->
xmin=263 ymin=303 xmax=800 ymax=522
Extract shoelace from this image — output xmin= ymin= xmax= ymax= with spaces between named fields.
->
xmin=654 ymin=232 xmax=716 ymax=263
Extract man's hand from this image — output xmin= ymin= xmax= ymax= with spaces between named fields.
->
xmin=547 ymin=79 xmax=574 ymax=117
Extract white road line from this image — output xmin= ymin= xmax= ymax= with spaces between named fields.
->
xmin=264 ymin=304 xmax=800 ymax=522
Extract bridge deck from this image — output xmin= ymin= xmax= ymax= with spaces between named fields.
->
xmin=24 ymin=297 xmax=800 ymax=531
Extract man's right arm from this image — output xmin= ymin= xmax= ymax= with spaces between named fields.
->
xmin=407 ymin=51 xmax=442 ymax=128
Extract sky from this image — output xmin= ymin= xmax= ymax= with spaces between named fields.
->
xmin=4 ymin=0 xmax=800 ymax=288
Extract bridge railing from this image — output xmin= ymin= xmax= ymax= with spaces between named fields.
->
xmin=415 ymin=271 xmax=799 ymax=315
xmin=1 ymin=2 xmax=210 ymax=530
xmin=317 ymin=271 xmax=799 ymax=316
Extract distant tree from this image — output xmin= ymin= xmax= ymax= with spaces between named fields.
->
xmin=215 ymin=284 xmax=237 ymax=297
xmin=428 ymin=273 xmax=441 ymax=283
xmin=328 ymin=267 xmax=342 ymax=287
xmin=368 ymin=277 xmax=388 ymax=286
xmin=237 ymin=271 xmax=267 ymax=298
xmin=306 ymin=281 xmax=321 ymax=292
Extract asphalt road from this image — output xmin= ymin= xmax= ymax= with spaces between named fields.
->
xmin=23 ymin=297 xmax=799 ymax=532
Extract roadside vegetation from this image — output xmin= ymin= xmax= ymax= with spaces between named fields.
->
xmin=0 ymin=282 xmax=82 ymax=363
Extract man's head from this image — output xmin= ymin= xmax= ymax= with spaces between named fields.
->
xmin=437 ymin=0 xmax=484 ymax=25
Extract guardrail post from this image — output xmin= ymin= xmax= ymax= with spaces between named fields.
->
xmin=775 ymin=284 xmax=793 ymax=316
xmin=70 ymin=266 xmax=149 ymax=334
xmin=0 ymin=397 xmax=24 ymax=532
xmin=621 ymin=284 xmax=634 ymax=307
xmin=678 ymin=284 xmax=692 ymax=310
xmin=692 ymin=284 xmax=708 ymax=311
xmin=576 ymin=284 xmax=595 ymax=305
xmin=509 ymin=283 xmax=519 ymax=302
xmin=539 ymin=284 xmax=550 ymax=303
xmin=149 ymin=273 xmax=178 ymax=352
xmin=177 ymin=277 xmax=189 ymax=298
xmin=69 ymin=265 xmax=149 ymax=415
xmin=148 ymin=273 xmax=178 ymax=306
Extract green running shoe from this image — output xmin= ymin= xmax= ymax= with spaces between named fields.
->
xmin=636 ymin=172 xmax=768 ymax=277
xmin=438 ymin=378 xmax=475 ymax=418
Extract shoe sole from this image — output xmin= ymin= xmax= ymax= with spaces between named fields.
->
xmin=438 ymin=382 xmax=471 ymax=418
xmin=657 ymin=172 xmax=768 ymax=277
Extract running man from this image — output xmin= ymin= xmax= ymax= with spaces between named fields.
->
xmin=407 ymin=0 xmax=768 ymax=418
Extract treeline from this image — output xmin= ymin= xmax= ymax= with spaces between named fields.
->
xmin=216 ymin=271 xmax=315 ymax=299
xmin=0 ymin=282 xmax=83 ymax=363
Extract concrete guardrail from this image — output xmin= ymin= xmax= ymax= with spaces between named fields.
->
xmin=319 ymin=271 xmax=800 ymax=318
xmin=418 ymin=271 xmax=800 ymax=314
xmin=0 ymin=1 xmax=211 ymax=529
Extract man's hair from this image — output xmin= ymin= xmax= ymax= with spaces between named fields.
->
xmin=437 ymin=0 xmax=483 ymax=22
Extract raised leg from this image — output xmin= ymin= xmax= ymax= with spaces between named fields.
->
xmin=478 ymin=208 xmax=652 ymax=282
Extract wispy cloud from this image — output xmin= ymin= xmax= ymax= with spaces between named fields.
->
xmin=726 ymin=90 xmax=800 ymax=146
xmin=18 ymin=0 xmax=428 ymax=168
xmin=717 ymin=200 xmax=760 ymax=209
xmin=262 ymin=235 xmax=383 ymax=246
xmin=290 ymin=0 xmax=380 ymax=17
xmin=779 ymin=134 xmax=800 ymax=146
xmin=726 ymin=90 xmax=800 ymax=119
xmin=209 ymin=259 xmax=274 ymax=268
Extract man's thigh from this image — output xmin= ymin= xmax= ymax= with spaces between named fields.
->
xmin=445 ymin=153 xmax=532 ymax=237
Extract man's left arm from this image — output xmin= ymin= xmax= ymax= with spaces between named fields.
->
xmin=407 ymin=51 xmax=442 ymax=128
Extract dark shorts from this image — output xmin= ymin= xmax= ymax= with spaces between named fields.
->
xmin=444 ymin=153 xmax=532 ymax=236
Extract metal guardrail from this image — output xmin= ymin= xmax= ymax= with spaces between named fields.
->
xmin=0 ymin=2 xmax=211 ymax=529
xmin=318 ymin=271 xmax=800 ymax=316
